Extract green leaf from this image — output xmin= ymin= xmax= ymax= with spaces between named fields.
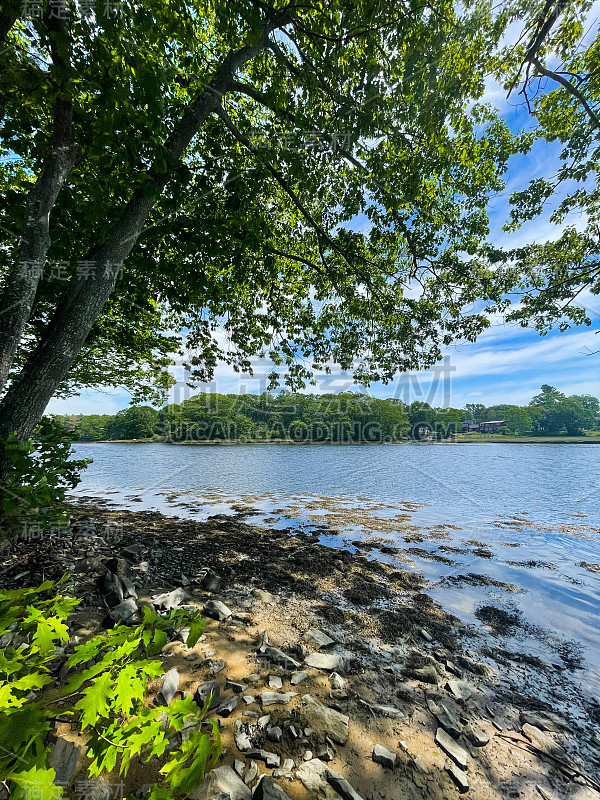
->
xmin=186 ymin=618 xmax=205 ymax=649
xmin=113 ymin=663 xmax=147 ymax=715
xmin=75 ymin=671 xmax=113 ymax=729
xmin=7 ymin=766 xmax=61 ymax=800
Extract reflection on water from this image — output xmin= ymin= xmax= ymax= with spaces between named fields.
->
xmin=71 ymin=442 xmax=600 ymax=689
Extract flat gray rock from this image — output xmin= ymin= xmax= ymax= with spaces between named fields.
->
xmin=326 ymin=767 xmax=365 ymax=800
xmin=372 ymin=744 xmax=397 ymax=770
xmin=189 ymin=765 xmax=251 ymax=800
xmin=244 ymin=760 xmax=259 ymax=786
xmin=297 ymin=761 xmax=364 ymax=800
xmin=435 ymin=727 xmax=468 ymax=769
xmin=301 ymin=694 xmax=349 ymax=745
xmin=108 ymin=598 xmax=137 ymax=623
xmin=464 ymin=722 xmax=489 ymax=747
xmin=153 ymin=587 xmax=186 ymax=610
xmin=412 ymin=665 xmax=438 ymax=684
xmin=291 ymin=670 xmax=308 ymax=685
xmin=259 ymin=691 xmax=297 ymax=707
xmin=304 ymin=629 xmax=335 ymax=649
xmin=267 ymin=726 xmax=282 ymax=743
xmin=522 ymin=723 xmax=563 ymax=755
xmin=304 ymin=652 xmax=343 ymax=671
xmin=427 ymin=698 xmax=461 ymax=737
xmin=296 ymin=760 xmax=340 ymax=800
xmin=253 ymin=776 xmax=292 ymax=800
xmin=194 ymin=680 xmax=220 ymax=710
xmin=445 ymin=680 xmax=472 ymax=701
xmin=158 ymin=668 xmax=179 ymax=705
xmin=369 ymin=704 xmax=405 ymax=719
xmin=216 ymin=696 xmax=238 ymax=717
xmin=329 ymin=672 xmax=346 ymax=689
xmin=258 ymin=644 xmax=300 ymax=670
xmin=446 ymin=763 xmax=469 ymax=793
xmin=234 ymin=720 xmax=253 ymax=752
xmin=520 ymin=711 xmax=563 ymax=732
xmin=268 ymin=675 xmax=283 ymax=689
xmin=203 ymin=599 xmax=232 ymax=621
xmin=48 ymin=737 xmax=81 ymax=786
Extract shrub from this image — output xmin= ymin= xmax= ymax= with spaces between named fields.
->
xmin=0 ymin=417 xmax=91 ymax=540
xmin=0 ymin=579 xmax=219 ymax=800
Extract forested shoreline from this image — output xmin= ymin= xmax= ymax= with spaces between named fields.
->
xmin=56 ymin=385 xmax=600 ymax=443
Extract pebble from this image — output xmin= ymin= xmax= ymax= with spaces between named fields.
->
xmin=420 ymin=629 xmax=433 ymax=642
xmin=234 ymin=760 xmax=245 ymax=778
xmin=194 ymin=680 xmax=220 ymax=710
xmin=216 ymin=696 xmax=238 ymax=717
xmin=316 ymin=745 xmax=335 ymax=762
xmin=227 ymin=679 xmax=247 ymax=694
xmin=369 ymin=703 xmax=404 ymax=719
xmin=245 ymin=673 xmax=260 ymax=683
xmin=304 ymin=750 xmax=313 ymax=761
xmin=234 ymin=721 xmax=253 ymax=752
xmin=446 ymin=659 xmax=462 ymax=677
xmin=242 ymin=695 xmax=255 ymax=705
xmin=153 ymin=587 xmax=186 ymax=610
xmin=108 ymin=598 xmax=138 ymax=623
xmin=183 ymin=652 xmax=199 ymax=662
xmin=372 ymin=744 xmax=397 ymax=770
xmin=201 ymin=568 xmax=221 ymax=593
xmin=258 ymin=644 xmax=300 ymax=670
xmin=268 ymin=675 xmax=283 ymax=689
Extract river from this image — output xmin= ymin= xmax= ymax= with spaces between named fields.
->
xmin=71 ymin=441 xmax=600 ymax=691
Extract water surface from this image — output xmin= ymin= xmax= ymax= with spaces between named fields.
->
xmin=71 ymin=442 xmax=600 ymax=689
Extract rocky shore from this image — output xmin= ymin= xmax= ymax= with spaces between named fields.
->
xmin=1 ymin=500 xmax=600 ymax=800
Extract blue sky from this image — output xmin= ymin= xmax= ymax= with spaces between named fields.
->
xmin=46 ymin=56 xmax=600 ymax=416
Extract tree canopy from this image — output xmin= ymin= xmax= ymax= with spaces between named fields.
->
xmin=0 ymin=0 xmax=520 ymax=447
xmin=1 ymin=0 xmax=599 ymax=456
xmin=56 ymin=385 xmax=600 ymax=442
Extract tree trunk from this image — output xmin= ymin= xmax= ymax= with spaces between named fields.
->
xmin=0 ymin=14 xmax=79 ymax=393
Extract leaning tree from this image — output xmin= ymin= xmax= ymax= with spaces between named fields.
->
xmin=0 ymin=0 xmax=521 ymax=466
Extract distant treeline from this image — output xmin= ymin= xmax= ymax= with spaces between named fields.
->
xmin=54 ymin=385 xmax=600 ymax=443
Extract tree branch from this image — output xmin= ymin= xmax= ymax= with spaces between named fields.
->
xmin=531 ymin=56 xmax=600 ymax=128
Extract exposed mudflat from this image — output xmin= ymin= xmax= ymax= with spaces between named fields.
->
xmin=1 ymin=501 xmax=600 ymax=800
